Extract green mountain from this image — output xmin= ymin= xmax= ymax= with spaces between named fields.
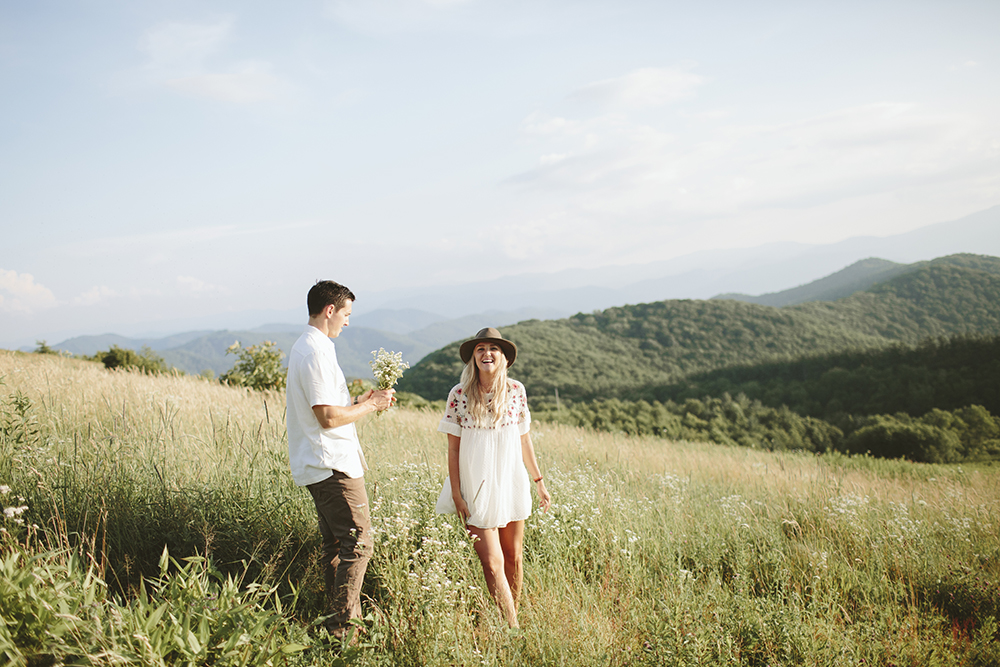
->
xmin=713 ymin=253 xmax=1000 ymax=307
xmin=398 ymin=255 xmax=1000 ymax=402
xmin=713 ymin=257 xmax=909 ymax=306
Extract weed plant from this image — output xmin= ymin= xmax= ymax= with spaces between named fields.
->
xmin=2 ymin=349 xmax=999 ymax=666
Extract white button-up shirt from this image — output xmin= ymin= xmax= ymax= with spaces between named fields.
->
xmin=286 ymin=325 xmax=366 ymax=485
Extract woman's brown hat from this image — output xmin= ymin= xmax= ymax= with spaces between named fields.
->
xmin=459 ymin=327 xmax=517 ymax=367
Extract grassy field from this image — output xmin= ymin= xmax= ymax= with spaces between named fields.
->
xmin=2 ymin=349 xmax=999 ymax=666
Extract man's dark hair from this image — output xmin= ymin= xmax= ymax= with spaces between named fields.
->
xmin=308 ymin=280 xmax=356 ymax=316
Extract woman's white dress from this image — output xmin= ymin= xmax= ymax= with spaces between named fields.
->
xmin=435 ymin=380 xmax=532 ymax=529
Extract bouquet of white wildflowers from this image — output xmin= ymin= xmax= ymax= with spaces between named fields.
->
xmin=370 ymin=348 xmax=409 ymax=414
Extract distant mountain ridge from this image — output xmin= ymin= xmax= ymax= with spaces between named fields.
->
xmin=712 ymin=258 xmax=908 ymax=306
xmin=12 ymin=205 xmax=997 ymax=351
xmin=364 ymin=205 xmax=1000 ymax=317
xmin=713 ymin=253 xmax=1000 ymax=307
xmin=50 ymin=307 xmax=567 ymax=379
xmin=47 ymin=253 xmax=1000 ymax=383
xmin=398 ymin=254 xmax=1000 ymax=402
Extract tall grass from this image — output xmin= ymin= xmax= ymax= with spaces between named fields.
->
xmin=2 ymin=349 xmax=999 ymax=666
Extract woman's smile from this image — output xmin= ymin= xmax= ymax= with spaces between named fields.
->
xmin=474 ymin=343 xmax=503 ymax=374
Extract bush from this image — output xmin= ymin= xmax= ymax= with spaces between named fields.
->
xmin=220 ymin=341 xmax=286 ymax=392
xmin=845 ymin=416 xmax=961 ymax=463
xmin=32 ymin=341 xmax=58 ymax=355
xmin=95 ymin=345 xmax=168 ymax=374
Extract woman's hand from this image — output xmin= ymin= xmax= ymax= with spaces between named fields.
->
xmin=536 ymin=479 xmax=551 ymax=513
xmin=453 ymin=493 xmax=471 ymax=524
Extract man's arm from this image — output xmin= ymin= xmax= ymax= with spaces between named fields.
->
xmin=312 ymin=388 xmax=395 ymax=429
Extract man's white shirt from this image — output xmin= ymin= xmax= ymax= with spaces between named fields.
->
xmin=286 ymin=325 xmax=366 ymax=486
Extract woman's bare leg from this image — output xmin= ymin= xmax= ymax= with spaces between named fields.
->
xmin=497 ymin=520 xmax=525 ymax=609
xmin=466 ymin=525 xmax=518 ymax=627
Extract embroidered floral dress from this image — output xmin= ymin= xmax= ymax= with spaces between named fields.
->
xmin=435 ymin=380 xmax=532 ymax=529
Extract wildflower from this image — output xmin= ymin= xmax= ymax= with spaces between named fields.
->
xmin=369 ymin=348 xmax=409 ymax=416
xmin=3 ymin=505 xmax=28 ymax=525
xmin=370 ymin=348 xmax=409 ymax=390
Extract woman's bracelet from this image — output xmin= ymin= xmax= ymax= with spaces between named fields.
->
xmin=534 ymin=476 xmax=543 ymax=483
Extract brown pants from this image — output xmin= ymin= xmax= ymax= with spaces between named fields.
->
xmin=307 ymin=471 xmax=373 ymax=637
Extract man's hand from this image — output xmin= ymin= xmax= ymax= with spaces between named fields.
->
xmin=313 ymin=389 xmax=395 ymax=429
xmin=359 ymin=388 xmax=395 ymax=411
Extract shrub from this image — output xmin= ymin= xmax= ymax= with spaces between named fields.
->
xmin=96 ymin=345 xmax=168 ymax=374
xmin=845 ymin=416 xmax=961 ymax=463
xmin=32 ymin=341 xmax=58 ymax=355
xmin=220 ymin=341 xmax=286 ymax=392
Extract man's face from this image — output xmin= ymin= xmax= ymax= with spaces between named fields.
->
xmin=328 ymin=300 xmax=352 ymax=338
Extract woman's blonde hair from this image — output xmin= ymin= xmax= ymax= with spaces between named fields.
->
xmin=460 ymin=349 xmax=509 ymax=428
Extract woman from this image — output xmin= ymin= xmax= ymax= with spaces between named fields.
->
xmin=436 ymin=327 xmax=551 ymax=628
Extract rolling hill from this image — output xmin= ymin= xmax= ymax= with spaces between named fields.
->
xmin=712 ymin=257 xmax=910 ymax=306
xmin=398 ymin=254 xmax=1000 ymax=402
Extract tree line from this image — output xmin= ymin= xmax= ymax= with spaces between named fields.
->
xmin=633 ymin=334 xmax=1000 ymax=420
xmin=536 ymin=394 xmax=1000 ymax=464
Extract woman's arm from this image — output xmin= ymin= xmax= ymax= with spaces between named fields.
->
xmin=447 ymin=433 xmax=471 ymax=522
xmin=520 ymin=432 xmax=551 ymax=512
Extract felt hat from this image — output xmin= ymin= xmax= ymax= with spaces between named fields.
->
xmin=459 ymin=327 xmax=517 ymax=367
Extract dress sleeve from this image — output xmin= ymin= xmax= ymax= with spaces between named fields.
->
xmin=515 ymin=382 xmax=531 ymax=436
xmin=438 ymin=386 xmax=464 ymax=437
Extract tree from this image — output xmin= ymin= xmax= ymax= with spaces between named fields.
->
xmin=33 ymin=341 xmax=58 ymax=355
xmin=220 ymin=341 xmax=286 ymax=391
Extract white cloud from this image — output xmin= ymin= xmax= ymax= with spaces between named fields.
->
xmin=167 ymin=62 xmax=282 ymax=103
xmin=177 ymin=276 xmax=229 ymax=295
xmin=0 ymin=269 xmax=57 ymax=313
xmin=138 ymin=19 xmax=286 ymax=104
xmin=73 ymin=286 xmax=117 ymax=307
xmin=514 ymin=103 xmax=1000 ymax=215
xmin=495 ymin=100 xmax=1000 ymax=265
xmin=569 ymin=66 xmax=705 ymax=109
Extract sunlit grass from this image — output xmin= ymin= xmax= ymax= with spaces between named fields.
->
xmin=2 ymin=349 xmax=999 ymax=666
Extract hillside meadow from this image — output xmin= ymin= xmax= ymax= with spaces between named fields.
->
xmin=2 ymin=350 xmax=999 ymax=666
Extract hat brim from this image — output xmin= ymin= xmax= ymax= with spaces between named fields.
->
xmin=460 ymin=337 xmax=517 ymax=367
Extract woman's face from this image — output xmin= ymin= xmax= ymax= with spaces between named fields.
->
xmin=473 ymin=342 xmax=504 ymax=376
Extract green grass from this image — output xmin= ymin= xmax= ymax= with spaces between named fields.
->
xmin=2 ymin=349 xmax=1000 ymax=666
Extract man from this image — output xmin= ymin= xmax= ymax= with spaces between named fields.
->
xmin=285 ymin=280 xmax=395 ymax=640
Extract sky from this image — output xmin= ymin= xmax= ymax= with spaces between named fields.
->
xmin=2 ymin=0 xmax=999 ymax=346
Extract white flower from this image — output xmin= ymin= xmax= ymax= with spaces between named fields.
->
xmin=370 ymin=348 xmax=409 ymax=391
xmin=3 ymin=505 xmax=28 ymax=525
